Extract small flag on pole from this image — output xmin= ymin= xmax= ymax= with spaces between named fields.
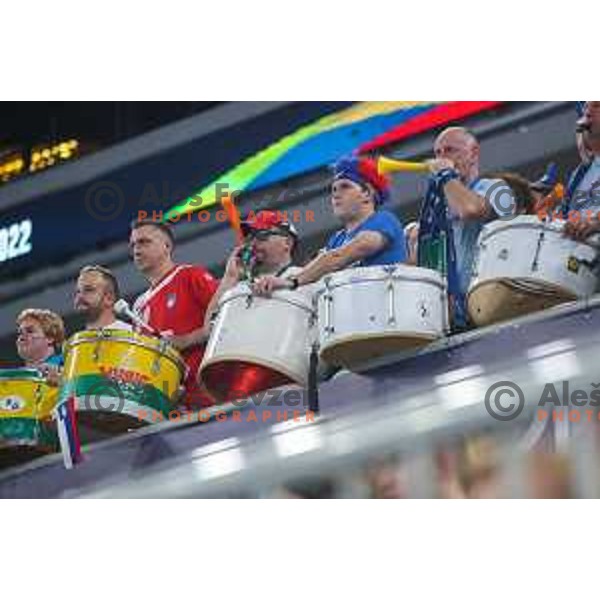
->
xmin=54 ymin=397 xmax=82 ymax=470
xmin=221 ymin=195 xmax=244 ymax=245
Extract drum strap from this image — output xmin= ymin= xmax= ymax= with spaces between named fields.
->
xmin=307 ymin=345 xmax=320 ymax=414
xmin=253 ymin=262 xmax=294 ymax=279
xmin=417 ymin=176 xmax=468 ymax=329
xmin=563 ymin=161 xmax=594 ymax=215
xmin=275 ymin=262 xmax=294 ymax=278
xmin=134 ymin=265 xmax=186 ymax=314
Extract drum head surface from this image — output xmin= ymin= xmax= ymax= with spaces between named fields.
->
xmin=321 ymin=332 xmax=437 ymax=370
xmin=468 ymin=279 xmax=576 ymax=327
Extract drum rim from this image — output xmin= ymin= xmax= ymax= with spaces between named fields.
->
xmin=67 ymin=329 xmax=177 ymax=348
xmin=318 ymin=264 xmax=445 ymax=283
xmin=0 ymin=369 xmax=48 ymax=384
xmin=320 ymin=330 xmax=440 ymax=346
xmin=326 ymin=264 xmax=444 ymax=277
xmin=320 ymin=331 xmax=438 ymax=367
xmin=315 ymin=272 xmax=447 ymax=294
xmin=480 ymin=217 xmax=600 ymax=248
xmin=64 ymin=335 xmax=187 ymax=378
xmin=74 ymin=396 xmax=173 ymax=421
xmin=219 ymin=289 xmax=316 ymax=314
xmin=468 ymin=277 xmax=580 ymax=301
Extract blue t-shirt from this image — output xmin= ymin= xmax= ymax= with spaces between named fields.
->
xmin=22 ymin=353 xmax=63 ymax=373
xmin=325 ymin=210 xmax=407 ymax=267
xmin=44 ymin=353 xmax=64 ymax=368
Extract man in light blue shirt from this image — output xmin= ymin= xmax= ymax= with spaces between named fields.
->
xmin=418 ymin=127 xmax=516 ymax=327
xmin=564 ymin=101 xmax=600 ymax=241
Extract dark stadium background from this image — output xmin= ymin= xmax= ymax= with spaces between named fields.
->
xmin=0 ymin=102 xmax=579 ymax=364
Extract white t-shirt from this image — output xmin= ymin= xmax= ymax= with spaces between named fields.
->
xmin=89 ymin=320 xmax=133 ymax=332
xmin=280 ymin=266 xmax=302 ymax=278
xmin=276 ymin=265 xmax=316 ymax=303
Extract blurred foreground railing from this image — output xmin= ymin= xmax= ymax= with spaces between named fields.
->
xmin=78 ymin=325 xmax=600 ymax=499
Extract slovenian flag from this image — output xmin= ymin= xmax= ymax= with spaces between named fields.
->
xmin=54 ymin=397 xmax=82 ymax=470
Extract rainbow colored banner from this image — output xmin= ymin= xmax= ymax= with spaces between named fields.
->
xmin=166 ymin=101 xmax=503 ymax=219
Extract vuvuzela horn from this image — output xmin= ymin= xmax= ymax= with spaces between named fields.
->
xmin=377 ymin=156 xmax=430 ymax=176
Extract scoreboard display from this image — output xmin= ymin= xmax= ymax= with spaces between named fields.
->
xmin=0 ymin=217 xmax=32 ymax=265
xmin=0 ymin=139 xmax=83 ymax=275
xmin=0 ymin=139 xmax=79 ymax=184
xmin=0 ymin=102 xmax=354 ymax=280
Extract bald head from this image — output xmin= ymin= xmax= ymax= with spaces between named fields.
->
xmin=434 ymin=127 xmax=481 ymax=181
xmin=438 ymin=127 xmax=478 ymax=147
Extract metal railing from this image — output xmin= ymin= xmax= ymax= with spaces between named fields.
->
xmin=76 ymin=322 xmax=600 ymax=499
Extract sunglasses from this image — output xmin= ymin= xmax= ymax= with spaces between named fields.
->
xmin=249 ymin=229 xmax=289 ymax=241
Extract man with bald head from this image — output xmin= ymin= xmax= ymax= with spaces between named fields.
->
xmin=418 ymin=127 xmax=515 ymax=328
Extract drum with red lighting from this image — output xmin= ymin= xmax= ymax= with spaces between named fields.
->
xmin=200 ymin=282 xmax=317 ymax=403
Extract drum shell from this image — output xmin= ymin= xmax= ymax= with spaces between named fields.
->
xmin=316 ymin=265 xmax=448 ymax=369
xmin=469 ymin=217 xmax=600 ymax=326
xmin=472 ymin=217 xmax=598 ymax=296
xmin=61 ymin=330 xmax=185 ymax=431
xmin=0 ymin=369 xmax=59 ymax=465
xmin=200 ymin=284 xmax=317 ymax=401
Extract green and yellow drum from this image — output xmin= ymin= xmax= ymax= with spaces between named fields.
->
xmin=60 ymin=330 xmax=186 ymax=437
xmin=0 ymin=369 xmax=59 ymax=468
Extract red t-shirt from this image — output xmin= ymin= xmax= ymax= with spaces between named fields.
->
xmin=134 ymin=264 xmax=219 ymax=408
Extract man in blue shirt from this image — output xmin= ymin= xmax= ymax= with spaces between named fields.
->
xmin=563 ymin=101 xmax=600 ymax=241
xmin=252 ymin=156 xmax=406 ymax=296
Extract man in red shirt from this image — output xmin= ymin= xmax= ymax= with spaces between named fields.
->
xmin=130 ymin=220 xmax=219 ymax=408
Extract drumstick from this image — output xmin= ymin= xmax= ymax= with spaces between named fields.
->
xmin=221 ymin=195 xmax=244 ymax=245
